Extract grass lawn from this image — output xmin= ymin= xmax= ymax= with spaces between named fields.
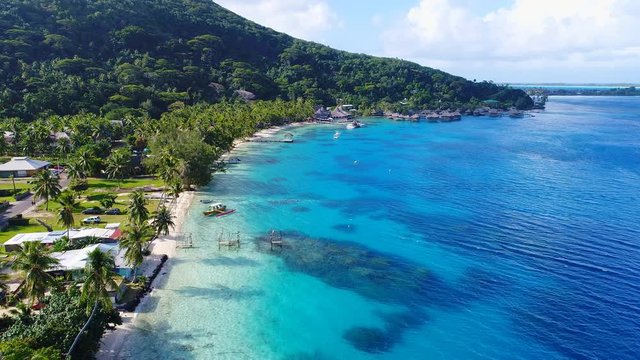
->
xmin=0 ymin=180 xmax=31 ymax=202
xmin=38 ymin=197 xmax=163 ymax=227
xmin=86 ymin=177 xmax=163 ymax=193
xmin=0 ymin=180 xmax=30 ymax=191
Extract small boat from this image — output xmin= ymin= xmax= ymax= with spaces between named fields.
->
xmin=200 ymin=199 xmax=213 ymax=204
xmin=333 ymin=131 xmax=341 ymax=139
xmin=225 ymin=157 xmax=241 ymax=164
xmin=215 ymin=209 xmax=236 ymax=217
xmin=203 ymin=203 xmax=234 ymax=217
xmin=346 ymin=121 xmax=363 ymax=130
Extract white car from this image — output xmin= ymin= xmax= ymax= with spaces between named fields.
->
xmin=82 ymin=216 xmax=101 ymax=224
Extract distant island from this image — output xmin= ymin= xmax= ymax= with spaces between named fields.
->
xmin=510 ymin=84 xmax=640 ymax=96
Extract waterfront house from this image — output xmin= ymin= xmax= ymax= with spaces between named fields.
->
xmin=313 ymin=107 xmax=331 ymax=121
xmin=330 ymin=106 xmax=353 ymax=120
xmin=0 ymin=157 xmax=51 ymax=178
xmin=49 ymin=243 xmax=132 ymax=280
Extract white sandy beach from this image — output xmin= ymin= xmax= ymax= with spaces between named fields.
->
xmin=97 ymin=191 xmax=195 ymax=360
xmin=97 ymin=121 xmax=318 ymax=359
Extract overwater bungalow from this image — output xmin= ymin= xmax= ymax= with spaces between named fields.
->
xmin=426 ymin=112 xmax=440 ymax=122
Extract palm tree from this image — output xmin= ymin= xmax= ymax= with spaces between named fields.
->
xmin=10 ymin=241 xmax=59 ymax=305
xmin=56 ymin=190 xmax=78 ymax=238
xmin=65 ymin=159 xmax=85 ymax=180
xmin=167 ymin=179 xmax=182 ymax=204
xmin=30 ymin=170 xmax=61 ymax=210
xmin=80 ymin=248 xmax=118 ymax=312
xmin=99 ymin=194 xmax=117 ymax=210
xmin=120 ymin=223 xmax=151 ymax=279
xmin=0 ymin=273 xmax=10 ymax=307
xmin=127 ymin=190 xmax=149 ymax=225
xmin=151 ymin=205 xmax=175 ymax=236
xmin=76 ymin=148 xmax=98 ymax=177
xmin=104 ymin=148 xmax=131 ymax=188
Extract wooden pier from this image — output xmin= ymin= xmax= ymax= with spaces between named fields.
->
xmin=269 ymin=230 xmax=284 ymax=250
xmin=218 ymin=231 xmax=241 ymax=250
xmin=176 ymin=232 xmax=194 ymax=248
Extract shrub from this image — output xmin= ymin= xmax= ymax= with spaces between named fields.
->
xmin=13 ymin=190 xmax=30 ymax=201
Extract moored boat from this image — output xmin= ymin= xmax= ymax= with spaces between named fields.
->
xmin=203 ymin=203 xmax=235 ymax=217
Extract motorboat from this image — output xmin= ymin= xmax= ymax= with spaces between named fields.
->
xmin=333 ymin=131 xmax=341 ymax=139
xmin=346 ymin=121 xmax=363 ymax=129
xmin=203 ymin=203 xmax=235 ymax=217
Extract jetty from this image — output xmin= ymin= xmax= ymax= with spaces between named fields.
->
xmin=176 ymin=232 xmax=194 ymax=248
xmin=218 ymin=231 xmax=241 ymax=250
xmin=269 ymin=230 xmax=284 ymax=250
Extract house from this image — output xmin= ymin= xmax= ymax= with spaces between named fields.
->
xmin=3 ymin=227 xmax=121 ymax=252
xmin=0 ymin=157 xmax=51 ymax=178
xmin=50 ymin=131 xmax=70 ymax=143
xmin=3 ymin=131 xmax=14 ymax=144
xmin=313 ymin=107 xmax=331 ymax=121
xmin=234 ymin=89 xmax=257 ymax=101
xmin=330 ymin=106 xmax=352 ymax=120
xmin=49 ymin=243 xmax=132 ymax=280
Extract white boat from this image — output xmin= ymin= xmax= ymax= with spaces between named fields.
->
xmin=333 ymin=131 xmax=341 ymax=139
xmin=346 ymin=121 xmax=363 ymax=130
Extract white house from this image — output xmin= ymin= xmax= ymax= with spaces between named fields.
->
xmin=3 ymin=227 xmax=122 ymax=252
xmin=0 ymin=157 xmax=50 ymax=178
xmin=49 ymin=243 xmax=132 ymax=279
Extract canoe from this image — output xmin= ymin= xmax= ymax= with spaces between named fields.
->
xmin=215 ymin=209 xmax=236 ymax=217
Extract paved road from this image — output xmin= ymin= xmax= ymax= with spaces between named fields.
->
xmin=0 ymin=173 xmax=70 ymax=228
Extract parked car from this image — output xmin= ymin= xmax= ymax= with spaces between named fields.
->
xmin=105 ymin=208 xmax=121 ymax=215
xmin=81 ymin=216 xmax=101 ymax=224
xmin=82 ymin=207 xmax=103 ymax=214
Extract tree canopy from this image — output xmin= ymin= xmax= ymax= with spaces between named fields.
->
xmin=0 ymin=0 xmax=532 ymax=122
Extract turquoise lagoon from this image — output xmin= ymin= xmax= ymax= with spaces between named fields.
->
xmin=120 ymin=96 xmax=640 ymax=359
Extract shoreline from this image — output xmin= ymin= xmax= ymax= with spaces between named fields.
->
xmin=97 ymin=121 xmax=318 ymax=359
xmin=97 ymin=191 xmax=195 ymax=359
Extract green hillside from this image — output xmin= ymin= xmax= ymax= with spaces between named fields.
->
xmin=0 ymin=0 xmax=532 ymax=120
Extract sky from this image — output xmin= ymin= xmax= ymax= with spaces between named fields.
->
xmin=214 ymin=0 xmax=640 ymax=84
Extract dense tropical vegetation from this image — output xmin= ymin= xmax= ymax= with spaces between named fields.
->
xmin=0 ymin=0 xmax=531 ymax=124
xmin=9 ymin=242 xmax=59 ymax=305
xmin=0 ymin=287 xmax=121 ymax=359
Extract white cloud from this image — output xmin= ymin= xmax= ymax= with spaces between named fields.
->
xmin=382 ymin=0 xmax=640 ymax=81
xmin=215 ymin=0 xmax=340 ymax=42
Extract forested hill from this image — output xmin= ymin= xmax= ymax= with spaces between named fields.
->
xmin=0 ymin=0 xmax=532 ymax=120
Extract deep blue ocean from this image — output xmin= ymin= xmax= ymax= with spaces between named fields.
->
xmin=122 ymin=96 xmax=640 ymax=359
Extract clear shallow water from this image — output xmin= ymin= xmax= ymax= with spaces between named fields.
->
xmin=121 ymin=96 xmax=640 ymax=359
